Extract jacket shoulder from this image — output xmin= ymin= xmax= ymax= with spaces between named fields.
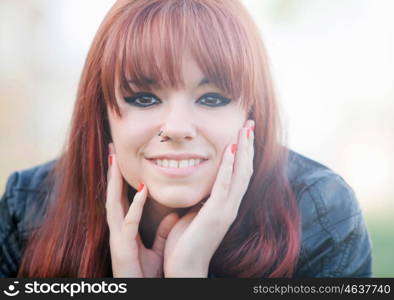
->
xmin=8 ymin=159 xmax=57 ymax=192
xmin=1 ymin=159 xmax=57 ymax=219
xmin=287 ymin=150 xmax=372 ymax=277
xmin=287 ymin=150 xmax=337 ymax=195
xmin=2 ymin=160 xmax=57 ymax=221
xmin=0 ymin=160 xmax=57 ymax=277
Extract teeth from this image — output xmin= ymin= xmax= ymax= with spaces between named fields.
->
xmin=179 ymin=160 xmax=188 ymax=168
xmin=169 ymin=160 xmax=178 ymax=168
xmin=154 ymin=159 xmax=203 ymax=168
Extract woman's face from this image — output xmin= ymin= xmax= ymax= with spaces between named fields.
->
xmin=108 ymin=52 xmax=247 ymax=208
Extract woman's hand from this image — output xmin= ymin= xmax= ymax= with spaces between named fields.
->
xmin=163 ymin=120 xmax=255 ymax=277
xmin=106 ymin=144 xmax=179 ymax=277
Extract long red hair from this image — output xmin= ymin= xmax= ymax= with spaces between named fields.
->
xmin=18 ymin=0 xmax=300 ymax=277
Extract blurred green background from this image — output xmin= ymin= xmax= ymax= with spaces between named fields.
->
xmin=366 ymin=214 xmax=394 ymax=277
xmin=1 ymin=0 xmax=393 ymax=277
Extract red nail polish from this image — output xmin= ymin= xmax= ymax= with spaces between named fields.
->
xmin=231 ymin=144 xmax=237 ymax=154
xmin=138 ymin=182 xmax=144 ymax=192
xmin=108 ymin=155 xmax=112 ymax=166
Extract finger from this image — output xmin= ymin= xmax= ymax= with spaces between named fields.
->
xmin=249 ymin=128 xmax=254 ymax=156
xmin=246 ymin=119 xmax=255 ymax=171
xmin=122 ymin=183 xmax=147 ymax=239
xmin=229 ymin=122 xmax=254 ymax=208
xmin=232 ymin=124 xmax=248 ymax=177
xmin=247 ymin=120 xmax=255 ymax=158
xmin=136 ymin=232 xmax=147 ymax=254
xmin=106 ymin=151 xmax=126 ymax=233
xmin=109 ymin=142 xmax=115 ymax=155
xmin=209 ymin=143 xmax=235 ymax=204
xmin=121 ymin=178 xmax=130 ymax=216
xmin=152 ymin=212 xmax=180 ymax=255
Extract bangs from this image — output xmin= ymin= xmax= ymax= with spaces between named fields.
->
xmin=100 ymin=0 xmax=255 ymax=113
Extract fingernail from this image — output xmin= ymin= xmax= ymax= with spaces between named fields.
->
xmin=231 ymin=144 xmax=237 ymax=154
xmin=138 ymin=182 xmax=144 ymax=192
xmin=108 ymin=155 xmax=112 ymax=166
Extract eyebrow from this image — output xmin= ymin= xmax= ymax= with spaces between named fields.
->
xmin=197 ymin=78 xmax=210 ymax=86
xmin=128 ymin=77 xmax=211 ymax=88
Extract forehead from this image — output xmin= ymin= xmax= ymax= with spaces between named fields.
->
xmin=181 ymin=54 xmax=205 ymax=88
xmin=127 ymin=52 xmax=218 ymax=90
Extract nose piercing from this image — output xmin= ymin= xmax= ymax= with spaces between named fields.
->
xmin=158 ymin=130 xmax=170 ymax=142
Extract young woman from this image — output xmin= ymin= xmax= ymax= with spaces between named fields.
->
xmin=0 ymin=0 xmax=372 ymax=277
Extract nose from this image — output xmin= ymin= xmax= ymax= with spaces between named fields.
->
xmin=159 ymin=99 xmax=197 ymax=142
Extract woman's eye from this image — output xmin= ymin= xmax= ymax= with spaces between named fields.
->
xmin=124 ymin=92 xmax=231 ymax=108
xmin=124 ymin=93 xmax=160 ymax=107
xmin=197 ymin=93 xmax=231 ymax=107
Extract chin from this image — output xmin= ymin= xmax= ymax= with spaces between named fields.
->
xmin=148 ymin=186 xmax=208 ymax=208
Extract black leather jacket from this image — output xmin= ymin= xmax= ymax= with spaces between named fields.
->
xmin=0 ymin=150 xmax=372 ymax=277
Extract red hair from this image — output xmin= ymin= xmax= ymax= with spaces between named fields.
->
xmin=18 ymin=0 xmax=300 ymax=277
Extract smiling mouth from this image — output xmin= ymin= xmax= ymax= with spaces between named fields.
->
xmin=148 ymin=158 xmax=208 ymax=169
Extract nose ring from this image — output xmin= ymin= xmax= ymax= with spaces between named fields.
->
xmin=158 ymin=130 xmax=169 ymax=142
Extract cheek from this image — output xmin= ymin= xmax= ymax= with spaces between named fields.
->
xmin=109 ymin=102 xmax=157 ymax=137
xmin=108 ymin=113 xmax=155 ymax=188
xmin=109 ymin=108 xmax=156 ymax=151
xmin=201 ymin=113 xmax=245 ymax=149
